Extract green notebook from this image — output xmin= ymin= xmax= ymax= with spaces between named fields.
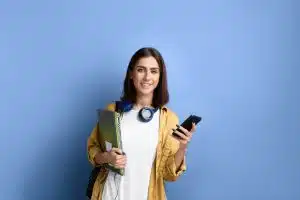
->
xmin=96 ymin=109 xmax=124 ymax=176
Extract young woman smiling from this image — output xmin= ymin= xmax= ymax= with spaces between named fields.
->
xmin=87 ymin=47 xmax=197 ymax=200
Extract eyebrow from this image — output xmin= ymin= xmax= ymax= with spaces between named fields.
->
xmin=136 ymin=65 xmax=160 ymax=70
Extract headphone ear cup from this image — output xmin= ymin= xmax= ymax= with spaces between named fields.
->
xmin=138 ymin=107 xmax=158 ymax=122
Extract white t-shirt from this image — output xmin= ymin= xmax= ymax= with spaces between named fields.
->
xmin=102 ymin=108 xmax=160 ymax=200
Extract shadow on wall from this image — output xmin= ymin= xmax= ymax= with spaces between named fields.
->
xmin=23 ymin=58 xmax=123 ymax=200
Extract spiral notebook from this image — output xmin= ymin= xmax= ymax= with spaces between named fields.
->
xmin=96 ymin=109 xmax=124 ymax=176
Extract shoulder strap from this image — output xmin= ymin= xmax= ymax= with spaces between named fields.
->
xmin=115 ymin=100 xmax=121 ymax=113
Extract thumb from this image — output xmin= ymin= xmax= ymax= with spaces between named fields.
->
xmin=111 ymin=147 xmax=123 ymax=155
xmin=191 ymin=122 xmax=197 ymax=132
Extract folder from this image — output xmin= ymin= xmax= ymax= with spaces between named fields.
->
xmin=96 ymin=109 xmax=124 ymax=176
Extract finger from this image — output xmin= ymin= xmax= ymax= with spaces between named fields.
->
xmin=172 ymin=129 xmax=189 ymax=141
xmin=175 ymin=125 xmax=191 ymax=138
xmin=117 ymin=156 xmax=127 ymax=162
xmin=115 ymin=155 xmax=126 ymax=160
xmin=115 ymin=164 xmax=126 ymax=169
xmin=111 ymin=148 xmax=123 ymax=155
xmin=176 ymin=125 xmax=191 ymax=136
xmin=116 ymin=159 xmax=127 ymax=165
xmin=116 ymin=157 xmax=127 ymax=165
xmin=118 ymin=160 xmax=127 ymax=165
xmin=115 ymin=160 xmax=127 ymax=167
xmin=190 ymin=123 xmax=197 ymax=132
xmin=114 ymin=164 xmax=123 ymax=169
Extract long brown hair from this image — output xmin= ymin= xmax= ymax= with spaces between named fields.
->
xmin=120 ymin=47 xmax=169 ymax=108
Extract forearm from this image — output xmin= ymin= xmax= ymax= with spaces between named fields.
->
xmin=162 ymin=141 xmax=187 ymax=181
xmin=174 ymin=147 xmax=187 ymax=170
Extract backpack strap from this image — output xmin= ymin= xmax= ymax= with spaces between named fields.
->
xmin=86 ymin=100 xmax=121 ymax=199
xmin=115 ymin=100 xmax=121 ymax=113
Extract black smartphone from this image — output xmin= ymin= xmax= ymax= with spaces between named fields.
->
xmin=172 ymin=114 xmax=202 ymax=137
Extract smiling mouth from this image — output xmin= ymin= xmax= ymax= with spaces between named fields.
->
xmin=141 ymin=83 xmax=152 ymax=87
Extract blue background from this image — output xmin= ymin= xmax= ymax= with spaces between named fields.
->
xmin=0 ymin=0 xmax=299 ymax=199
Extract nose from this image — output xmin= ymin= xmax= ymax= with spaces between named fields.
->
xmin=143 ymin=70 xmax=151 ymax=80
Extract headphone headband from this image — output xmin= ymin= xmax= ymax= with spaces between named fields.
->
xmin=115 ymin=100 xmax=158 ymax=122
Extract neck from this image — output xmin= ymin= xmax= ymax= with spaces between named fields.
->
xmin=134 ymin=93 xmax=153 ymax=109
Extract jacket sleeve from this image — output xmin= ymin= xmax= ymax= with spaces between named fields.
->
xmin=162 ymin=112 xmax=187 ymax=182
xmin=87 ymin=123 xmax=103 ymax=167
xmin=86 ymin=103 xmax=116 ymax=167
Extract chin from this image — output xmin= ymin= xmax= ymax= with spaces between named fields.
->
xmin=137 ymin=88 xmax=155 ymax=96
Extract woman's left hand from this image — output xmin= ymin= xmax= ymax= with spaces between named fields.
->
xmin=172 ymin=123 xmax=197 ymax=150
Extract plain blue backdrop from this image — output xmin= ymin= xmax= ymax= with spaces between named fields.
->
xmin=0 ymin=0 xmax=299 ymax=199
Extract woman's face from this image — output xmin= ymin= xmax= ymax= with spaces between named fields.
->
xmin=130 ymin=56 xmax=160 ymax=97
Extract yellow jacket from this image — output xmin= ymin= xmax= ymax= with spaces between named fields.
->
xmin=87 ymin=102 xmax=187 ymax=200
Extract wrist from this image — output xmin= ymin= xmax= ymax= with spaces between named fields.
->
xmin=179 ymin=144 xmax=188 ymax=151
xmin=178 ymin=146 xmax=187 ymax=153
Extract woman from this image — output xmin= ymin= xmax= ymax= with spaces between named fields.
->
xmin=87 ymin=47 xmax=197 ymax=200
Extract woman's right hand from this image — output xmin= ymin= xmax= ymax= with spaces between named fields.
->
xmin=107 ymin=148 xmax=127 ymax=169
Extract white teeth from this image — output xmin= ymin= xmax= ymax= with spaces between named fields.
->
xmin=141 ymin=83 xmax=152 ymax=88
